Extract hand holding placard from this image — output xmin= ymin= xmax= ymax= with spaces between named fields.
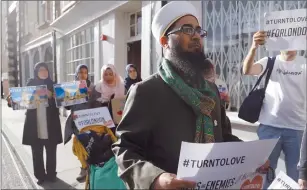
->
xmin=152 ymin=173 xmax=196 ymax=190
xmin=47 ymin=90 xmax=53 ymax=98
xmin=257 ymin=160 xmax=270 ymax=174
xmin=252 ymin=31 xmax=266 ymax=49
xmin=298 ymin=179 xmax=307 ymax=190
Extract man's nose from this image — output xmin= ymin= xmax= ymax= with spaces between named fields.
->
xmin=192 ymin=31 xmax=201 ymax=40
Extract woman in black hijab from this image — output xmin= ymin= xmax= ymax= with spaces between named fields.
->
xmin=64 ymin=64 xmax=94 ymax=182
xmin=21 ymin=62 xmax=62 ymax=185
xmin=124 ymin=64 xmax=142 ymax=92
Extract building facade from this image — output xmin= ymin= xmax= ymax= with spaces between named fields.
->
xmin=19 ymin=1 xmax=62 ymax=85
xmin=5 ymin=1 xmax=306 ymax=110
xmin=1 ymin=1 xmax=10 ymax=96
xmin=51 ymin=1 xmax=165 ymax=84
xmin=50 ymin=1 xmax=202 ymax=83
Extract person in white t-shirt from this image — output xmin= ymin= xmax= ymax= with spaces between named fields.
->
xmin=242 ymin=30 xmax=306 ymax=188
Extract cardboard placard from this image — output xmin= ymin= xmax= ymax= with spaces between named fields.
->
xmin=74 ymin=107 xmax=115 ymax=131
xmin=268 ymin=171 xmax=300 ymax=189
xmin=177 ymin=139 xmax=278 ymax=189
xmin=111 ymin=96 xmax=126 ymax=124
xmin=264 ymin=9 xmax=307 ymax=51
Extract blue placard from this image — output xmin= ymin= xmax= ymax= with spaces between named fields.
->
xmin=53 ymin=80 xmax=88 ymax=108
xmin=9 ymin=85 xmax=49 ymax=110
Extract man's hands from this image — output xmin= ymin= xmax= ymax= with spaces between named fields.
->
xmin=252 ymin=31 xmax=266 ymax=50
xmin=6 ymin=94 xmax=12 ymax=107
xmin=256 ymin=160 xmax=270 ymax=174
xmin=152 ymin=173 xmax=196 ymax=189
xmin=72 ymin=114 xmax=78 ymax=120
xmin=299 ymin=179 xmax=307 ymax=190
xmin=47 ymin=90 xmax=53 ymax=98
xmin=88 ymin=87 xmax=92 ymax=97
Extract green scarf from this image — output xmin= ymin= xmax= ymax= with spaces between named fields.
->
xmin=158 ymin=58 xmax=217 ymax=143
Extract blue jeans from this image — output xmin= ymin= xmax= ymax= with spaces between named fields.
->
xmin=257 ymin=124 xmax=303 ymax=188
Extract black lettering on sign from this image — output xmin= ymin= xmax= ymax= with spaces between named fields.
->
xmin=205 ymin=178 xmax=236 ymax=189
xmin=279 ymin=178 xmax=294 ymax=190
xmin=267 ymin=17 xmax=307 ymax=24
xmin=190 ymin=159 xmax=196 ymax=168
xmin=191 ymin=156 xmax=246 ymax=168
xmin=267 ymin=27 xmax=307 ymax=38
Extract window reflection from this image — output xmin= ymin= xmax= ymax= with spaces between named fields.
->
xmin=137 ymin=12 xmax=142 ymax=35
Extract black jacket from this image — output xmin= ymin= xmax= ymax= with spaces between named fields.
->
xmin=299 ymin=125 xmax=307 ymax=180
xmin=112 ymin=73 xmax=241 ymax=189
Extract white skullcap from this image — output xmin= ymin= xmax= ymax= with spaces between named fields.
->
xmin=151 ymin=1 xmax=199 ymax=43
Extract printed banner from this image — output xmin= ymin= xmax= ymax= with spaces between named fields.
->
xmin=9 ymin=85 xmax=48 ymax=110
xmin=111 ymin=96 xmax=126 ymax=124
xmin=177 ymin=139 xmax=278 ymax=189
xmin=268 ymin=171 xmax=300 ymax=189
xmin=74 ymin=107 xmax=115 ymax=131
xmin=264 ymin=9 xmax=307 ymax=51
xmin=54 ymin=80 xmax=88 ymax=107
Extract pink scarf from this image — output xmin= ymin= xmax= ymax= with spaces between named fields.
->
xmin=96 ymin=64 xmax=125 ymax=103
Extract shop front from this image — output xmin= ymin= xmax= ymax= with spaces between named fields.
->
xmin=202 ymin=0 xmax=307 ymax=110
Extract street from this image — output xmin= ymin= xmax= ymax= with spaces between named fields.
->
xmin=0 ymin=134 xmax=36 ymax=189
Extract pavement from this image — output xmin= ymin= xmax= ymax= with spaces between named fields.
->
xmin=1 ymin=100 xmax=85 ymax=189
xmin=1 ymin=134 xmax=36 ymax=189
xmin=0 ymin=99 xmax=286 ymax=189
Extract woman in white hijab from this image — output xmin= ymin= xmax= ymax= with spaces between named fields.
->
xmin=90 ymin=60 xmax=125 ymax=108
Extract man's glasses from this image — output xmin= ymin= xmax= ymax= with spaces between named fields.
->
xmin=166 ymin=25 xmax=208 ymax=38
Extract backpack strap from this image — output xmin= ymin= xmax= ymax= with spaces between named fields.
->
xmin=264 ymin=57 xmax=276 ymax=90
xmin=249 ymin=57 xmax=276 ymax=94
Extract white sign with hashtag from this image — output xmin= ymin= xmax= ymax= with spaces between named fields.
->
xmin=74 ymin=107 xmax=115 ymax=130
xmin=264 ymin=9 xmax=307 ymax=51
xmin=177 ymin=139 xmax=278 ymax=189
xmin=268 ymin=171 xmax=300 ymax=189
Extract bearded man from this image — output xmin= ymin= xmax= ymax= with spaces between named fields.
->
xmin=112 ymin=1 xmax=266 ymax=189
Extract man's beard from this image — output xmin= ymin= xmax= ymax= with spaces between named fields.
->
xmin=167 ymin=43 xmax=212 ymax=87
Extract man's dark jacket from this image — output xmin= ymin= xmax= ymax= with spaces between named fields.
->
xmin=112 ymin=73 xmax=241 ymax=189
xmin=299 ymin=125 xmax=307 ymax=180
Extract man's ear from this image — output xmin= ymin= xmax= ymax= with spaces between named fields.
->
xmin=160 ymin=36 xmax=169 ymax=48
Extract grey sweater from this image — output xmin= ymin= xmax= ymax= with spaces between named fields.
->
xmin=299 ymin=125 xmax=307 ymax=180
